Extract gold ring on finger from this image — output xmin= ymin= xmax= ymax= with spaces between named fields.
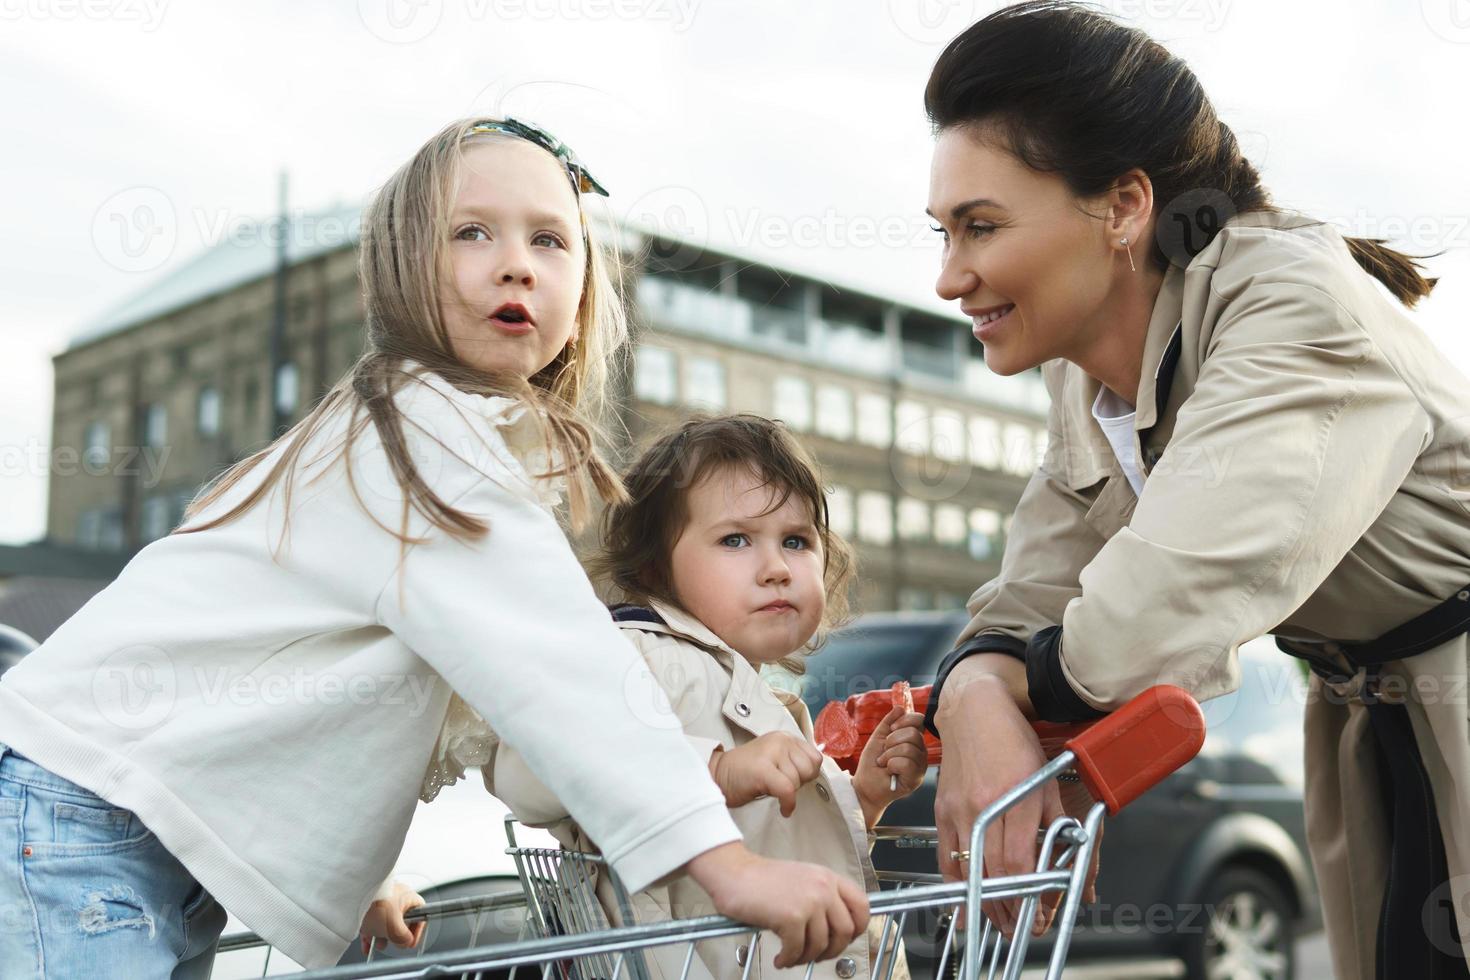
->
xmin=949 ymin=849 xmax=970 ymax=862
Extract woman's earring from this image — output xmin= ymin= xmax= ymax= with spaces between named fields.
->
xmin=1120 ymin=236 xmax=1137 ymax=273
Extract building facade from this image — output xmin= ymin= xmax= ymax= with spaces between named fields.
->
xmin=46 ymin=208 xmax=1049 ymax=614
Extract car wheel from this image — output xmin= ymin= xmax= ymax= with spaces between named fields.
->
xmin=1181 ymin=866 xmax=1295 ymax=980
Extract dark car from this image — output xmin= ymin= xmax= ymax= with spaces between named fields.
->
xmin=797 ymin=611 xmax=1320 ymax=980
xmin=0 ymin=624 xmax=38 ymax=679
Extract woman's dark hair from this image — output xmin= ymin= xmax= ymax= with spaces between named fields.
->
xmin=925 ymin=0 xmax=1437 ymax=307
xmin=585 ymin=414 xmax=856 ymax=672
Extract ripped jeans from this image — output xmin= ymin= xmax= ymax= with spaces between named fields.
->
xmin=0 ymin=744 xmax=226 ymax=978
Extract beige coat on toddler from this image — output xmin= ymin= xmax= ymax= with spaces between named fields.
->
xmin=484 ymin=601 xmax=911 ymax=980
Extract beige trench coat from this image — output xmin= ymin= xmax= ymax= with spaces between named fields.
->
xmin=947 ymin=210 xmax=1470 ymax=978
xmin=486 ymin=601 xmax=909 ymax=980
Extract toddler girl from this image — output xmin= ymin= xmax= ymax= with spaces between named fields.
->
xmin=371 ymin=415 xmax=927 ymax=979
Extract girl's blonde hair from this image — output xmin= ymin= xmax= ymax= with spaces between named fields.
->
xmin=180 ymin=116 xmax=630 ymax=548
xmin=585 ymin=414 xmax=857 ymax=675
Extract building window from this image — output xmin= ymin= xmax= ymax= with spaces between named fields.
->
xmin=773 ymin=376 xmax=812 ymax=432
xmin=932 ymin=410 xmax=965 ymax=462
xmin=814 ymin=384 xmax=853 ymax=441
xmin=82 ymin=421 xmax=110 ymax=470
xmin=141 ymin=495 xmax=173 ymax=543
xmin=197 ymin=386 xmax=221 ymax=438
xmin=969 ymin=507 xmax=1003 ymax=561
xmin=970 ymin=415 xmax=1001 ymax=470
xmin=274 ymin=362 xmax=300 ymax=417
xmin=76 ymin=510 xmax=101 ymax=549
xmin=934 ymin=504 xmax=967 ymax=546
xmin=143 ymin=403 xmax=167 ymax=449
xmin=684 ymin=356 xmax=727 ymax=410
xmin=634 ymin=345 xmax=677 ymax=405
xmin=898 ymin=498 xmax=930 ymax=542
xmin=856 ymin=491 xmax=893 ymax=546
xmin=895 ymin=400 xmax=929 ymax=456
xmin=856 ymin=393 xmax=891 ymax=448
xmin=898 ymin=587 xmax=934 ymax=612
xmin=826 ymin=485 xmax=854 ymax=539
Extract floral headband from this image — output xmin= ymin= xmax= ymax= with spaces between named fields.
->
xmin=463 ymin=117 xmax=610 ymax=198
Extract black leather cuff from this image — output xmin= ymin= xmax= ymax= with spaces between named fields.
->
xmin=923 ymin=633 xmax=1027 ymax=737
xmin=1025 ymin=626 xmax=1106 ymax=723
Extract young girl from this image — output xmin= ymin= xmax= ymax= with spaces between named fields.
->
xmin=369 ymin=415 xmax=928 ymax=979
xmin=0 ymin=119 xmax=866 ymax=976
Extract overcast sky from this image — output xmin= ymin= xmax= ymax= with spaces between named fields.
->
xmin=3 ymin=0 xmax=1468 ymax=544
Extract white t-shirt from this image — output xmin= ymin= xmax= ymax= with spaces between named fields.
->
xmin=1092 ymin=385 xmax=1146 ymax=496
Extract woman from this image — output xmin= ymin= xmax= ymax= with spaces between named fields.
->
xmin=918 ymin=5 xmax=1470 ymax=979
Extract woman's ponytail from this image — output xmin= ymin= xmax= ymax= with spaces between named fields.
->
xmin=1343 ymin=237 xmax=1439 ymax=308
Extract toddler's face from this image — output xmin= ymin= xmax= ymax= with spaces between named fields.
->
xmin=668 ymin=466 xmax=826 ymax=666
xmin=440 ymin=139 xmax=585 ymax=380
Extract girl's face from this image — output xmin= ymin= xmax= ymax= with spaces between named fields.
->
xmin=441 ymin=139 xmax=586 ymax=379
xmin=668 ymin=466 xmax=826 ymax=667
xmin=927 ymin=126 xmax=1120 ymax=377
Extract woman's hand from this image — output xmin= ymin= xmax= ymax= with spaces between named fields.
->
xmin=686 ymin=842 xmax=870 ymax=968
xmin=359 ymin=880 xmax=426 ymax=956
xmin=709 ymin=732 xmax=823 ymax=816
xmin=852 ymin=704 xmax=929 ymax=827
xmin=934 ymin=660 xmax=1067 ymax=941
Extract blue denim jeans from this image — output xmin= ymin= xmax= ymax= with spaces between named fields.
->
xmin=0 ymin=744 xmax=226 ymax=979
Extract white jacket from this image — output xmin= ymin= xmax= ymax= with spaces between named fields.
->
xmin=0 ymin=365 xmax=738 ymax=968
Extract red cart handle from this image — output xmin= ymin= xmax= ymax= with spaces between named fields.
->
xmin=816 ymin=683 xmax=1205 ymax=814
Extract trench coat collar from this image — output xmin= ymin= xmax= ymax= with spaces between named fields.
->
xmin=1131 ymin=263 xmax=1186 ymax=434
xmin=636 ymin=599 xmax=746 ymax=666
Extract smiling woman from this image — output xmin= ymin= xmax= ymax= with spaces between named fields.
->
xmin=914 ymin=4 xmax=1470 ymax=980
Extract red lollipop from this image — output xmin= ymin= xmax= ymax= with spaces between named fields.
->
xmin=814 ymin=700 xmax=860 ymax=760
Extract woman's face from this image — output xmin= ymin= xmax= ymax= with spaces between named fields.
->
xmin=927 ymin=126 xmax=1122 ymax=377
xmin=440 ymin=138 xmax=586 ymax=380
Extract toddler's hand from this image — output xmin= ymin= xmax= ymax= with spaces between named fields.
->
xmin=710 ymin=732 xmax=823 ymax=816
xmin=359 ymin=880 xmax=426 ymax=956
xmin=853 ymin=705 xmax=929 ymax=815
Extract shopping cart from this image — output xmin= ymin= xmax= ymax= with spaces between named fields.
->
xmin=212 ymin=684 xmax=1204 ymax=980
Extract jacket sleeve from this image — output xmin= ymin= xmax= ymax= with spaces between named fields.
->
xmin=374 ymin=458 xmax=740 ymax=893
xmin=924 ymin=405 xmax=1110 ymax=734
xmin=1033 ymin=281 xmax=1430 ymax=721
